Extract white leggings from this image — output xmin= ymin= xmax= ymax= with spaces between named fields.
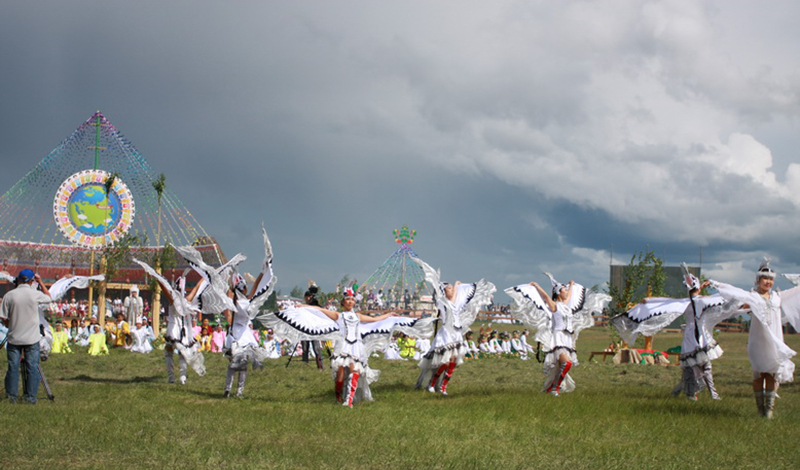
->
xmin=165 ymin=349 xmax=187 ymax=382
xmin=225 ymin=367 xmax=247 ymax=394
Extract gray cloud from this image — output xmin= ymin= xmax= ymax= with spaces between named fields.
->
xmin=1 ymin=1 xmax=799 ymax=298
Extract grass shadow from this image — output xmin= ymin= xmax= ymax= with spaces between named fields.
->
xmin=65 ymin=374 xmax=162 ymax=384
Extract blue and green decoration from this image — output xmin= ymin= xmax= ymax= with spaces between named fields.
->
xmin=53 ymin=169 xmax=135 ymax=249
xmin=0 ymin=111 xmax=226 ymax=272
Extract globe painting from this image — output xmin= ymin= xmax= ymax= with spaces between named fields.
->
xmin=54 ymin=169 xmax=135 ymax=249
xmin=67 ymin=184 xmax=121 ymax=235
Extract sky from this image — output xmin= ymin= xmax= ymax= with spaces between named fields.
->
xmin=1 ymin=1 xmax=799 ymax=300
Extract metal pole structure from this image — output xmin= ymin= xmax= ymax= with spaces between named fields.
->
xmin=94 ymin=112 xmax=100 ymax=170
xmin=152 ymin=181 xmax=164 ymax=337
xmin=400 ymin=247 xmax=406 ymax=304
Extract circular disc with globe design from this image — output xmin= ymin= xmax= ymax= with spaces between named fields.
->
xmin=53 ymin=169 xmax=135 ymax=249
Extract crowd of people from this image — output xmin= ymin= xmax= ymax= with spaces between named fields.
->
xmin=383 ymin=327 xmax=536 ymax=362
xmin=1 ymin=236 xmax=796 ymax=418
xmin=10 ymin=310 xmax=333 ymax=361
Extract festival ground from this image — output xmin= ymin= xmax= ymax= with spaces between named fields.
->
xmin=2 ymin=327 xmax=798 ymax=470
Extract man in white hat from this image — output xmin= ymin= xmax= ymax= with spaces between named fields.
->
xmin=123 ymin=285 xmax=144 ymax=327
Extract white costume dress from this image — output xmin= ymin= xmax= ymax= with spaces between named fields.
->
xmin=330 ymin=310 xmax=368 ymax=373
xmin=413 ymin=257 xmax=496 ymax=391
xmin=124 ymin=294 xmax=143 ymax=328
xmin=258 ymin=304 xmax=434 ymax=406
xmin=225 ymin=298 xmax=269 ymax=371
xmin=712 ymin=281 xmax=798 ymax=383
xmin=510 ymin=338 xmax=527 ymax=360
xmin=131 ymin=326 xmax=154 ymax=354
xmin=133 ymin=258 xmax=207 ymax=381
xmin=263 ymin=336 xmax=281 ymax=359
xmin=75 ymin=326 xmax=91 ymax=347
xmin=179 ymin=224 xmax=276 ymax=397
xmin=383 ymin=341 xmax=403 ymax=360
xmin=506 ymin=281 xmax=610 ymax=393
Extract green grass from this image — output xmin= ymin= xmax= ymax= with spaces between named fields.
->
xmin=1 ymin=329 xmax=799 ymax=470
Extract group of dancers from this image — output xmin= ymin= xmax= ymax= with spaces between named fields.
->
xmin=612 ymin=260 xmax=799 ymax=418
xmin=6 ymin=224 xmax=797 ymax=417
xmin=130 ymin=224 xmax=617 ymax=406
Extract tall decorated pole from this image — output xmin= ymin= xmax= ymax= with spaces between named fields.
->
xmin=151 ymin=173 xmax=166 ymax=336
xmin=53 ymin=112 xmax=136 ymax=329
xmin=86 ymin=112 xmax=104 ymax=322
xmin=362 ymin=225 xmax=426 ymax=307
xmin=1 ymin=110 xmax=223 ymax=332
xmin=393 ymin=225 xmax=416 ymax=297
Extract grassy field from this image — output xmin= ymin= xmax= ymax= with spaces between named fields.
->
xmin=1 ymin=327 xmax=798 ymax=470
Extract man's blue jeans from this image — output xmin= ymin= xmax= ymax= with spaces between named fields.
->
xmin=5 ymin=342 xmax=40 ymax=404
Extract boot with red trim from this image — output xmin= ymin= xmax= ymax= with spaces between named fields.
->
xmin=439 ymin=362 xmax=457 ymax=396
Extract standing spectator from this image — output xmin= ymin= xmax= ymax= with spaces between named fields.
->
xmin=211 ymin=324 xmax=226 ymax=353
xmin=123 ymin=286 xmax=143 ymax=327
xmin=191 ymin=318 xmax=201 ymax=340
xmin=0 ymin=270 xmax=52 ymax=404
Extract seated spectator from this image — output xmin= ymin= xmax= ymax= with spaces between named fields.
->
xmin=130 ymin=318 xmax=154 ymax=354
xmin=114 ymin=313 xmax=131 ymax=348
xmin=51 ymin=322 xmax=73 ymax=354
xmin=263 ymin=329 xmax=281 ymax=359
xmin=399 ymin=333 xmax=416 ymax=360
xmin=88 ymin=325 xmax=109 ymax=356
xmin=510 ymin=331 xmax=528 ymax=360
xmin=464 ymin=331 xmax=479 ymax=359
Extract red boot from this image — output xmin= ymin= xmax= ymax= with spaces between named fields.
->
xmin=428 ymin=364 xmax=448 ymax=393
xmin=439 ymin=362 xmax=457 ymax=395
xmin=334 ymin=379 xmax=344 ymax=404
xmin=553 ymin=361 xmax=572 ymax=396
xmin=344 ymin=373 xmax=360 ymax=408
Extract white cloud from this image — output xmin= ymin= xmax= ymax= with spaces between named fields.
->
xmin=375 ymin=1 xmax=800 ymax=248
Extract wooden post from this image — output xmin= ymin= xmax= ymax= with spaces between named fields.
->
xmin=98 ymin=255 xmax=108 ymax=328
xmin=152 ymin=268 xmax=161 ymax=337
xmin=87 ymin=251 xmax=95 ymax=317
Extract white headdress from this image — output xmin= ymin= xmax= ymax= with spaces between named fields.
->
xmin=680 ymin=262 xmax=700 ymax=292
xmin=232 ymin=273 xmax=247 ymax=294
xmin=755 ymin=257 xmax=775 ymax=286
xmin=173 ymin=276 xmax=185 ymax=294
xmin=544 ymin=272 xmax=566 ymax=298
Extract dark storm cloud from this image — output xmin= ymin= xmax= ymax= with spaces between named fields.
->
xmin=1 ymin=1 xmax=800 ymax=296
